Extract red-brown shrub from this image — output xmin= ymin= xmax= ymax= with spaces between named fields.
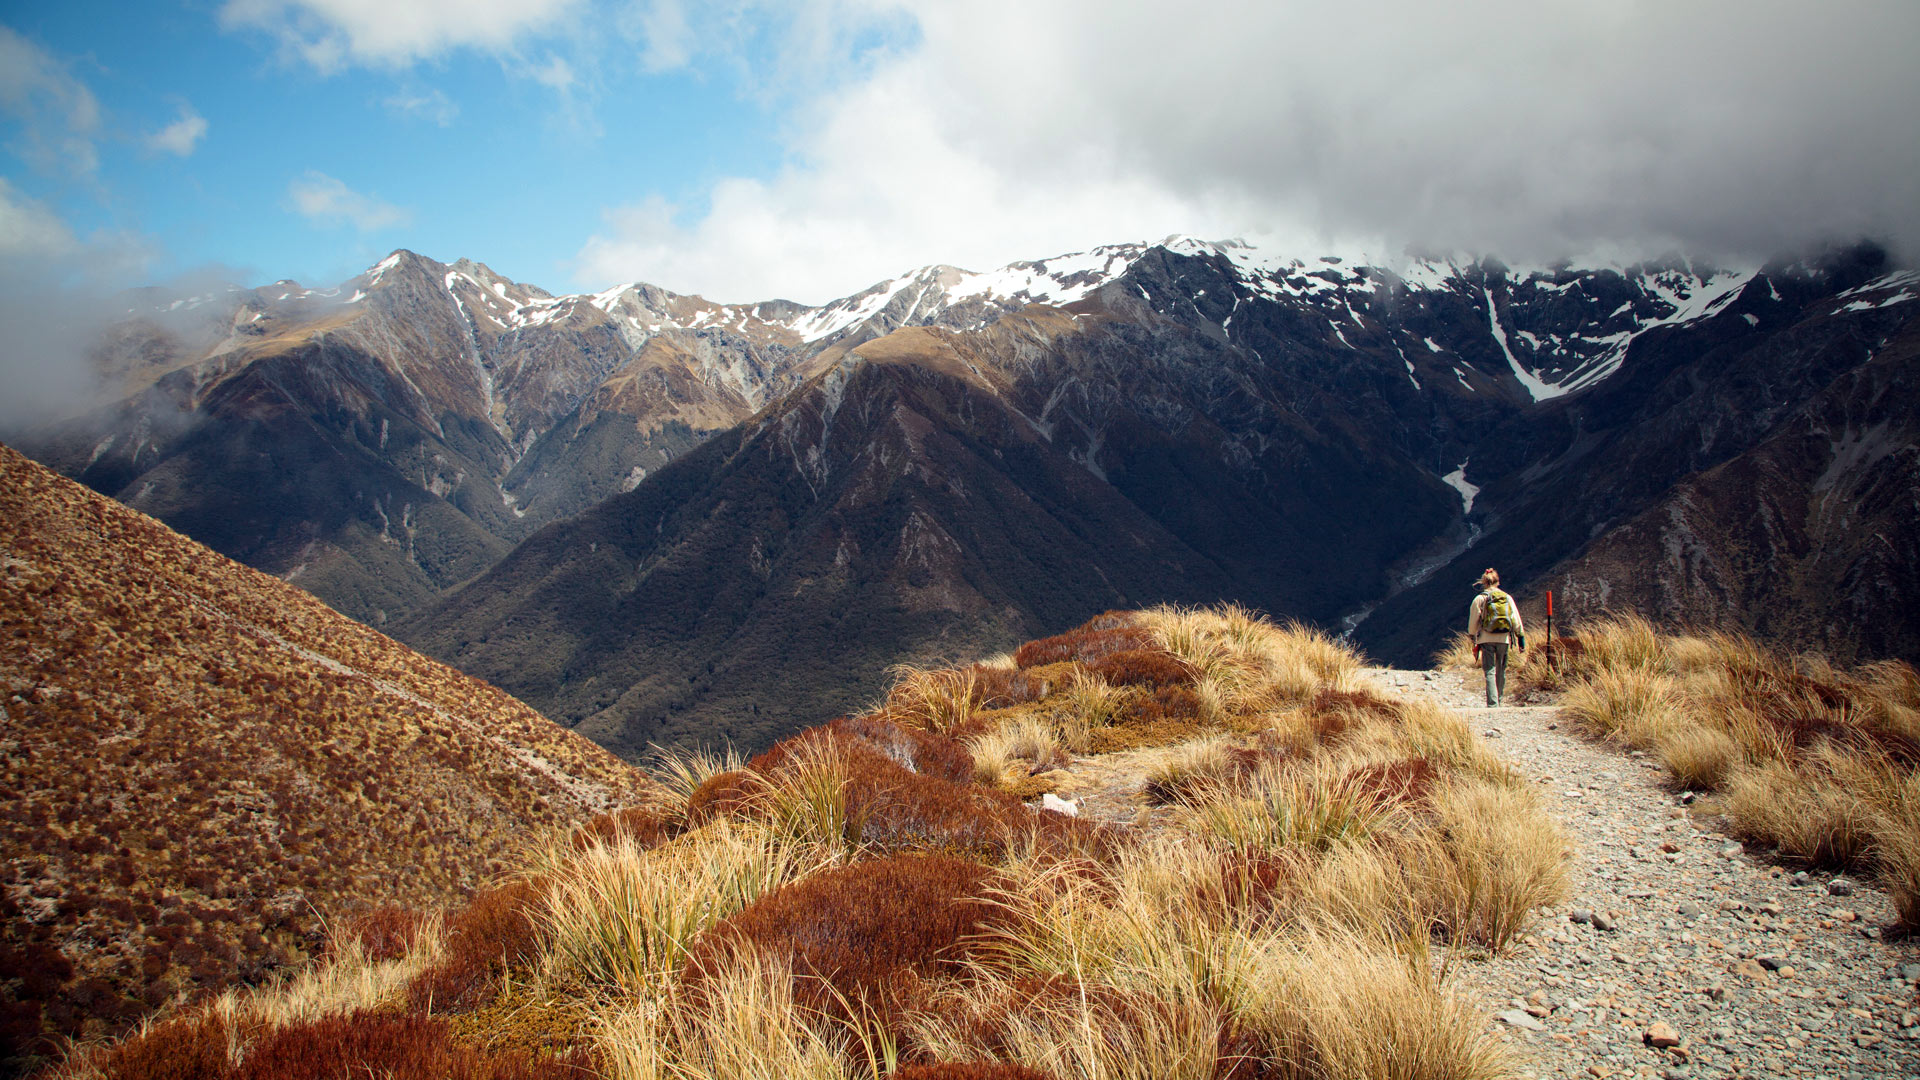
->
xmin=1308 ymin=688 xmax=1401 ymax=742
xmin=569 ymin=806 xmax=679 ymax=852
xmin=686 ymin=770 xmax=760 ymax=824
xmin=332 ymin=906 xmax=427 ymax=962
xmin=1084 ymin=649 xmax=1195 ymax=689
xmin=1012 ymin=615 xmax=1154 ymax=669
xmin=91 ymin=1011 xmax=235 ymax=1080
xmin=229 ymin=1010 xmax=589 ymax=1080
xmin=827 ymin=714 xmax=975 ymax=785
xmin=966 ymin=666 xmax=1054 ymax=709
xmin=684 ymin=854 xmax=1006 ymax=1023
xmin=893 ymin=1065 xmax=1057 ymax=1080
xmin=404 ymin=879 xmax=548 ymax=1014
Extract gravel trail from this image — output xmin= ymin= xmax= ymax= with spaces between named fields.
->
xmin=1361 ymin=666 xmax=1920 ymax=1080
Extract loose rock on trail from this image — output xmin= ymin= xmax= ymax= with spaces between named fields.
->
xmin=1366 ymin=666 xmax=1920 ymax=1080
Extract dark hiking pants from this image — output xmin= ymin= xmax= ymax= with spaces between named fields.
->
xmin=1480 ymin=642 xmax=1509 ymax=706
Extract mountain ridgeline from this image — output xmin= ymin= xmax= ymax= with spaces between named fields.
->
xmin=15 ymin=237 xmax=1918 ymax=756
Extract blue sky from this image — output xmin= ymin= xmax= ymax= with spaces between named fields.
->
xmin=0 ymin=1 xmax=850 ymax=294
xmin=2 ymin=2 xmax=1917 ymax=306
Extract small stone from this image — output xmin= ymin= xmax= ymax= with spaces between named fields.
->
xmin=1570 ymin=908 xmax=1594 ymax=924
xmin=1592 ymin=912 xmax=1618 ymax=932
xmin=1678 ymin=901 xmax=1704 ymax=916
xmin=1498 ymin=1009 xmax=1545 ymax=1031
xmin=1791 ymin=869 xmax=1811 ymax=886
xmin=1776 ymin=965 xmax=1795 ymax=979
xmin=1645 ymin=1021 xmax=1683 ymax=1048
xmin=1678 ymin=791 xmax=1697 ymax=804
xmin=1831 ymin=908 xmax=1857 ymax=922
xmin=1586 ymin=1066 xmax=1612 ymax=1078
xmin=1828 ymin=877 xmax=1856 ymax=896
xmin=1730 ymin=959 xmax=1769 ymax=981
xmin=1857 ymin=1033 xmax=1884 ymax=1048
xmin=1898 ymin=962 xmax=1920 ymax=983
xmin=1756 ymin=900 xmax=1784 ymax=916
xmin=1719 ymin=843 xmax=1743 ymax=858
xmin=1756 ymin=955 xmax=1787 ymax=970
xmin=1702 ymin=984 xmax=1726 ymax=1001
xmin=1661 ymin=841 xmax=1682 ymax=853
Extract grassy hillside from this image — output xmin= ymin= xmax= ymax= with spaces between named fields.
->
xmin=63 ymin=605 xmax=1569 ymax=1080
xmin=0 ymin=443 xmax=657 ymax=1075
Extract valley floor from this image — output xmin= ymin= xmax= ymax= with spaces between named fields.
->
xmin=1046 ymin=666 xmax=1920 ymax=1080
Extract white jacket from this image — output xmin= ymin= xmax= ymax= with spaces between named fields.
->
xmin=1468 ymin=589 xmax=1526 ymax=645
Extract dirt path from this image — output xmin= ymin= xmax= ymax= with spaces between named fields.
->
xmin=1359 ymin=666 xmax=1920 ymax=1080
xmin=1042 ymin=667 xmax=1920 ymax=1079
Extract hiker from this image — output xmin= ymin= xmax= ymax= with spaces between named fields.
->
xmin=1468 ymin=568 xmax=1526 ymax=706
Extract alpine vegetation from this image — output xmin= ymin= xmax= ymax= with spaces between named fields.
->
xmin=58 ymin=606 xmax=1568 ymax=1080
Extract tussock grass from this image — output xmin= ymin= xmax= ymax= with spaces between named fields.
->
xmin=1550 ymin=616 xmax=1920 ymax=926
xmin=1430 ymin=778 xmax=1571 ymax=952
xmin=652 ymin=744 xmax=745 ymax=809
xmin=541 ymin=820 xmax=831 ymax=993
xmin=886 ymin=665 xmax=983 ymax=734
xmin=600 ymin=949 xmax=890 ymax=1080
xmin=1560 ymin=667 xmax=1685 ymax=748
xmin=1187 ymin=762 xmax=1409 ymax=854
xmin=966 ymin=715 xmax=1064 ymax=787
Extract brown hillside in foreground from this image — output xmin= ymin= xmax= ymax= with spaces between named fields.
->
xmin=0 ymin=442 xmax=656 ymax=1071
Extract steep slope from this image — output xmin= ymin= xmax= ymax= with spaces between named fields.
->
xmin=1538 ymin=300 xmax=1920 ymax=661
xmin=0 ymin=443 xmax=653 ymax=1070
xmin=1351 ymin=249 xmax=1920 ymax=665
xmin=398 ymin=332 xmax=1246 ymax=757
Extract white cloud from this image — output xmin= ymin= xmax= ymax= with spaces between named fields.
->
xmin=220 ymin=0 xmax=584 ymax=69
xmin=630 ymin=0 xmax=692 ymax=73
xmin=529 ymin=54 xmax=577 ymax=93
xmin=0 ymin=26 xmax=101 ymax=176
xmin=577 ymin=0 xmax=1920 ymax=303
xmin=383 ymin=87 xmax=459 ymax=126
xmin=145 ymin=103 xmax=208 ymax=157
xmin=286 ymin=170 xmax=411 ymax=231
xmin=0 ymin=177 xmax=76 ymax=257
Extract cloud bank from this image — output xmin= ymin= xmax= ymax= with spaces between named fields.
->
xmin=576 ymin=0 xmax=1920 ymax=303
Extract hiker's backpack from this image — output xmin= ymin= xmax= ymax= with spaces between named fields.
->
xmin=1482 ymin=589 xmax=1516 ymax=634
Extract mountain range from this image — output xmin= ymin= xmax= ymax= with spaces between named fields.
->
xmin=13 ymin=236 xmax=1917 ymax=756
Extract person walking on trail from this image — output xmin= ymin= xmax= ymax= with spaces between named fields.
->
xmin=1468 ymin=568 xmax=1526 ymax=706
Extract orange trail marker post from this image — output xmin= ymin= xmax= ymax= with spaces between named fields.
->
xmin=1546 ymin=590 xmax=1555 ymax=670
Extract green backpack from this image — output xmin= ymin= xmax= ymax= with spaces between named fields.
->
xmin=1482 ymin=589 xmax=1516 ymax=633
